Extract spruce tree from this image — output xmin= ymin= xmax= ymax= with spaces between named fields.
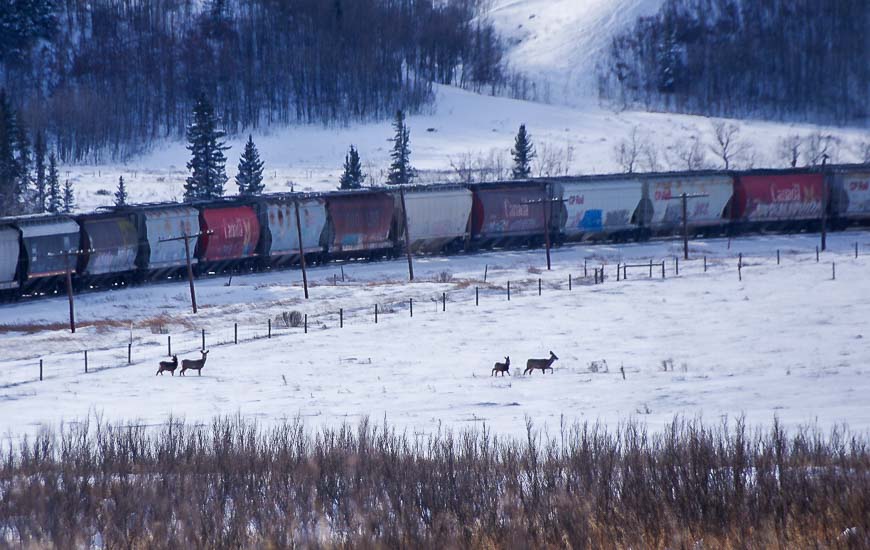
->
xmin=34 ymin=130 xmax=46 ymax=212
xmin=15 ymin=124 xmax=31 ymax=205
xmin=46 ymin=151 xmax=61 ymax=213
xmin=339 ymin=145 xmax=365 ymax=189
xmin=0 ymin=90 xmax=16 ymax=213
xmin=387 ymin=110 xmax=413 ymax=185
xmin=235 ymin=134 xmax=265 ymax=195
xmin=114 ymin=175 xmax=128 ymax=206
xmin=511 ymin=124 xmax=536 ymax=179
xmin=185 ymin=95 xmax=229 ymax=200
xmin=62 ymin=179 xmax=75 ymax=213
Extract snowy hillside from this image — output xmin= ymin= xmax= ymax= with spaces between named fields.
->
xmin=487 ymin=0 xmax=664 ymax=103
xmin=1 ymin=232 xmax=869 ymax=440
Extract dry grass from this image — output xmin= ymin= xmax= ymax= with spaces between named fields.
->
xmin=0 ymin=416 xmax=867 ymax=548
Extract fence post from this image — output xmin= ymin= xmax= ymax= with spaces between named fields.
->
xmin=616 ymin=263 xmax=621 ymax=281
xmin=507 ymin=281 xmax=511 ymax=300
xmin=661 ymin=261 xmax=665 ymax=279
xmin=476 ymin=286 xmax=479 ymax=305
xmin=623 ymin=264 xmax=628 ymax=280
xmin=375 ymin=304 xmax=378 ymax=324
xmin=442 ymin=292 xmax=446 ymax=311
xmin=777 ymin=249 xmax=780 ymax=265
xmin=304 ymin=314 xmax=307 ymax=334
xmin=484 ymin=264 xmax=488 ymax=282
xmin=856 ymin=242 xmax=859 ymax=258
xmin=832 ymin=262 xmax=836 ymax=280
xmin=738 ymin=253 xmax=743 ymax=281
xmin=84 ymin=350 xmax=88 ymax=373
xmin=39 ymin=359 xmax=43 ymax=381
xmin=410 ymin=298 xmax=413 ymax=317
xmin=569 ymin=274 xmax=572 ymax=290
xmin=340 ymin=308 xmax=343 ymax=328
xmin=201 ymin=329 xmax=205 ymax=351
xmin=268 ymin=318 xmax=271 ymax=339
xmin=584 ymin=259 xmax=587 ymax=278
xmin=816 ymin=246 xmax=819 ymax=262
xmin=234 ymin=323 xmax=237 ymax=344
xmin=168 ymin=335 xmax=172 ymax=356
xmin=649 ymin=259 xmax=653 ymax=278
xmin=675 ymin=256 xmax=679 ymax=276
xmin=703 ymin=256 xmax=707 ymax=273
xmin=538 ymin=278 xmax=542 ymax=295
xmin=341 ymin=265 xmax=345 ymax=282
xmin=128 ymin=343 xmax=132 ymax=365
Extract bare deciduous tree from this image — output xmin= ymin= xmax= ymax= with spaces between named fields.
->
xmin=803 ymin=132 xmax=838 ymax=166
xmin=669 ymin=136 xmax=707 ymax=171
xmin=776 ymin=135 xmax=802 ymax=167
xmin=535 ymin=143 xmax=575 ymax=177
xmin=613 ymin=126 xmax=642 ymax=173
xmin=853 ymin=140 xmax=870 ymax=164
xmin=709 ymin=121 xmax=750 ymax=170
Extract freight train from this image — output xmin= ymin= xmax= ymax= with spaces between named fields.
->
xmin=0 ymin=164 xmax=867 ymax=299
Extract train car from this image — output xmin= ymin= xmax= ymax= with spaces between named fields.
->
xmin=10 ymin=214 xmax=80 ymax=293
xmin=261 ymin=195 xmax=328 ymax=266
xmin=549 ymin=175 xmax=644 ymax=241
xmin=196 ymin=202 xmax=263 ymax=273
xmin=644 ymin=172 xmax=733 ymax=236
xmin=397 ymin=186 xmax=473 ymax=253
xmin=731 ymin=170 xmax=824 ymax=230
xmin=469 ymin=181 xmax=550 ymax=248
xmin=76 ymin=212 xmax=140 ymax=284
xmin=0 ymin=223 xmax=20 ymax=295
xmin=133 ymin=204 xmax=201 ymax=279
xmin=323 ymin=191 xmax=396 ymax=259
xmin=830 ymin=166 xmax=870 ymax=228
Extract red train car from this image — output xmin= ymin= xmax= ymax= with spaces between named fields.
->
xmin=197 ymin=205 xmax=262 ymax=269
xmin=470 ymin=182 xmax=548 ymax=246
xmin=324 ymin=192 xmax=395 ymax=256
xmin=732 ymin=171 xmax=824 ymax=226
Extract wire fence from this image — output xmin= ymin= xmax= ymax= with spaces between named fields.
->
xmin=0 ymin=239 xmax=866 ymax=389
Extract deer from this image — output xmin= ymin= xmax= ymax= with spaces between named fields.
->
xmin=492 ymin=356 xmax=510 ymax=377
xmin=180 ymin=350 xmax=209 ymax=376
xmin=524 ymin=351 xmax=558 ymax=375
xmin=156 ymin=355 xmax=178 ymax=376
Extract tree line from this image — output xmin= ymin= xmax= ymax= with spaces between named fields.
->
xmin=0 ymin=0 xmax=511 ymax=163
xmin=598 ymin=0 xmax=868 ymax=125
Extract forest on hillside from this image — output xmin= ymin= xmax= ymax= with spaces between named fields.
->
xmin=0 ymin=0 xmax=511 ymax=162
xmin=599 ymin=0 xmax=868 ymax=126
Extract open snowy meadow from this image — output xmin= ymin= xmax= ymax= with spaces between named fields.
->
xmin=0 ymin=231 xmax=868 ymax=441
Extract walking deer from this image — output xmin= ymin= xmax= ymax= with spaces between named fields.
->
xmin=180 ymin=350 xmax=209 ymax=376
xmin=524 ymin=351 xmax=558 ymax=375
xmin=156 ymin=355 xmax=178 ymax=376
xmin=492 ymin=356 xmax=510 ymax=376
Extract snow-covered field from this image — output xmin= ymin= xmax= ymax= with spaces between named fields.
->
xmin=1 ymin=231 xmax=868 ymax=441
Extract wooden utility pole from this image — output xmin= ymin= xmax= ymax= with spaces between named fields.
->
xmin=159 ymin=230 xmax=212 ymax=314
xmin=294 ymin=200 xmax=309 ymax=299
xmin=522 ymin=188 xmax=560 ymax=270
xmin=667 ymin=192 xmax=708 ymax=260
xmin=399 ymin=187 xmax=414 ymax=281
xmin=47 ymin=248 xmax=87 ymax=333
xmin=820 ymin=154 xmax=829 ymax=252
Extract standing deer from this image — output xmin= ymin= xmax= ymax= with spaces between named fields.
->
xmin=524 ymin=351 xmax=558 ymax=375
xmin=156 ymin=355 xmax=178 ymax=376
xmin=180 ymin=350 xmax=209 ymax=376
xmin=492 ymin=356 xmax=511 ymax=376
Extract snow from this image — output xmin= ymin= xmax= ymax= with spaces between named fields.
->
xmin=1 ymin=231 xmax=869 ymax=441
xmin=66 ymin=86 xmax=869 ymax=213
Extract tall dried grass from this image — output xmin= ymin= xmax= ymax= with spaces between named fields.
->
xmin=0 ymin=416 xmax=867 ymax=548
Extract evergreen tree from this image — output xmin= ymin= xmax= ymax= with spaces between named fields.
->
xmin=34 ymin=130 xmax=46 ymax=212
xmin=15 ymin=124 xmax=31 ymax=204
xmin=62 ymin=179 xmax=75 ymax=213
xmin=114 ymin=175 xmax=128 ymax=206
xmin=387 ymin=110 xmax=413 ymax=185
xmin=185 ymin=95 xmax=229 ymax=200
xmin=339 ymin=145 xmax=365 ymax=189
xmin=235 ymin=134 xmax=264 ymax=195
xmin=45 ymin=151 xmax=61 ymax=213
xmin=0 ymin=90 xmax=17 ymax=213
xmin=511 ymin=124 xmax=536 ymax=179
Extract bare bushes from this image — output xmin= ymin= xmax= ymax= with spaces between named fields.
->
xmin=0 ymin=417 xmax=868 ymax=547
